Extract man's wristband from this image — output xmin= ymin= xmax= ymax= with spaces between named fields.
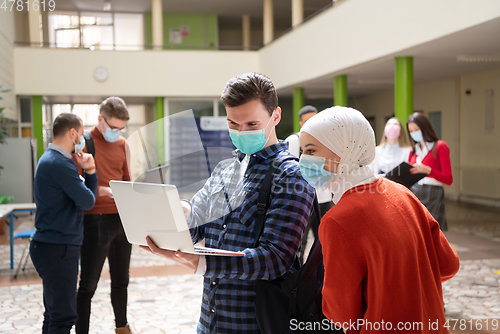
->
xmin=86 ymin=166 xmax=96 ymax=174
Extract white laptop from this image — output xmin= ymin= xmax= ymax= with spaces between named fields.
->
xmin=109 ymin=180 xmax=244 ymax=257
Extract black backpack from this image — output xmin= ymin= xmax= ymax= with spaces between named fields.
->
xmin=253 ymin=161 xmax=342 ymax=334
xmin=83 ymin=131 xmax=95 ymax=157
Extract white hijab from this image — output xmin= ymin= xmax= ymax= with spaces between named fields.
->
xmin=300 ymin=106 xmax=377 ymax=204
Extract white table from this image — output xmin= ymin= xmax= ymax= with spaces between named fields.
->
xmin=0 ymin=203 xmax=37 ymax=269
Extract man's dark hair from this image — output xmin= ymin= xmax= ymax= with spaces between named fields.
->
xmin=100 ymin=96 xmax=130 ymax=121
xmin=298 ymin=105 xmax=318 ymax=117
xmin=221 ymin=72 xmax=278 ymax=116
xmin=53 ymin=113 xmax=82 ymax=138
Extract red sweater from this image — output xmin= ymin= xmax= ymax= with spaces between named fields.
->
xmin=320 ymin=178 xmax=459 ymax=333
xmin=73 ymin=126 xmax=131 ymax=215
xmin=408 ymin=140 xmax=453 ymax=185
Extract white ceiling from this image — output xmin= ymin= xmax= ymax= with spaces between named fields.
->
xmin=278 ymin=16 xmax=500 ymax=98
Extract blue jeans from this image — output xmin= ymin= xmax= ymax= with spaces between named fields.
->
xmin=30 ymin=240 xmax=80 ymax=334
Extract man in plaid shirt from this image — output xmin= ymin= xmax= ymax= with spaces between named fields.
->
xmin=143 ymin=72 xmax=315 ymax=333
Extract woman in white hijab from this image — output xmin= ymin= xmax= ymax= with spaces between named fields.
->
xmin=299 ymin=106 xmax=459 ymax=333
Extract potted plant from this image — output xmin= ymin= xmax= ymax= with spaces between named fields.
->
xmin=0 ymin=84 xmax=13 ymax=235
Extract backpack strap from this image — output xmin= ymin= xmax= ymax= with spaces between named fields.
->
xmin=252 ymin=157 xmax=297 ymax=248
xmin=84 ymin=131 xmax=95 ymax=157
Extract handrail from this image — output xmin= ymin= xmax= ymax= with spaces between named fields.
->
xmin=13 ymin=41 xmax=263 ymax=51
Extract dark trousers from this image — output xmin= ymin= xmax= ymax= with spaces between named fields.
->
xmin=30 ymin=240 xmax=80 ymax=334
xmin=76 ymin=214 xmax=132 ymax=333
xmin=300 ymin=201 xmax=333 ymax=263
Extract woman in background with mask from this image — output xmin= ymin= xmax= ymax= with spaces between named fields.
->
xmin=298 ymin=106 xmax=459 ymax=333
xmin=407 ymin=112 xmax=453 ymax=231
xmin=369 ymin=117 xmax=411 ymax=175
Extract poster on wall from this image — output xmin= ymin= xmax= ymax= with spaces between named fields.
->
xmin=181 ymin=25 xmax=190 ymax=37
xmin=169 ymin=28 xmax=182 ymax=44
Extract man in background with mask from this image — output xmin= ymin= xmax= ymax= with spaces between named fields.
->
xmin=142 ymin=72 xmax=315 ymax=334
xmin=72 ymin=97 xmax=133 ymax=334
xmin=31 ymin=113 xmax=97 ymax=333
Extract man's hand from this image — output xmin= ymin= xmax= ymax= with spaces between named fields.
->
xmin=140 ymin=236 xmax=200 ymax=272
xmin=75 ymin=152 xmax=95 ymax=170
xmin=180 ymin=200 xmax=191 ymax=219
xmin=98 ymin=186 xmax=113 ymax=198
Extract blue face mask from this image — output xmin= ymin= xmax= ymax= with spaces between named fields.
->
xmin=74 ymin=135 xmax=86 ymax=152
xmin=298 ymin=155 xmax=337 ymax=190
xmin=410 ymin=130 xmax=423 ymax=143
xmin=103 ymin=128 xmax=121 ymax=143
xmin=228 ymin=116 xmax=273 ymax=155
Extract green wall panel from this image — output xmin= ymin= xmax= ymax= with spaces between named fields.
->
xmin=144 ymin=12 xmax=218 ymax=50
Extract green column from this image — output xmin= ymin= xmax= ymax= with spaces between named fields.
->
xmin=32 ymin=96 xmax=44 ymax=160
xmin=334 ymin=75 xmax=347 ymax=107
xmin=155 ymin=97 xmax=165 ymax=165
xmin=394 ymin=57 xmax=413 ymax=124
xmin=293 ymin=87 xmax=304 ymax=133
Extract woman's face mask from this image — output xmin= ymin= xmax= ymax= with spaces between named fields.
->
xmin=410 ymin=130 xmax=423 ymax=143
xmin=298 ymin=155 xmax=339 ymax=190
xmin=384 ymin=124 xmax=401 ymax=140
xmin=228 ymin=114 xmax=274 ymax=155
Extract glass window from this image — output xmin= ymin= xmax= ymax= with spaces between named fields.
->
xmin=81 ymin=25 xmax=114 ymax=50
xmin=48 ymin=12 xmax=80 ymax=47
xmin=114 ymin=13 xmax=144 ymax=50
xmin=20 ymin=98 xmax=31 ymax=123
xmin=48 ymin=11 xmax=144 ymax=50
xmin=50 ymin=13 xmax=80 ymax=29
xmin=168 ymin=100 xmax=214 ymax=117
xmin=125 ymin=105 xmax=147 ymax=138
xmin=218 ymin=101 xmax=227 ymax=117
xmin=80 ymin=12 xmax=113 ymax=50
xmin=429 ymin=111 xmax=442 ymax=139
xmin=80 ymin=12 xmax=113 ymax=26
xmin=72 ymin=104 xmax=100 ymax=128
xmin=51 ymin=104 xmax=71 ymax=121
xmin=55 ymin=29 xmax=80 ymax=48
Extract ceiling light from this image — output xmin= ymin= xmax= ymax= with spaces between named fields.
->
xmin=457 ymin=55 xmax=500 ymax=63
xmin=103 ymin=0 xmax=111 ymax=11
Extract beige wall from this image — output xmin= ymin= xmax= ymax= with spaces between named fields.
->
xmin=414 ymin=78 xmax=460 ymax=197
xmin=351 ymin=89 xmax=394 ymax=142
xmin=353 ymin=69 xmax=500 ymax=204
xmin=0 ymin=11 xmax=16 ymax=120
xmin=14 ymin=11 xmax=29 ymax=44
xmin=14 ymin=48 xmax=259 ymax=97
xmin=460 ymin=68 xmax=500 ymax=168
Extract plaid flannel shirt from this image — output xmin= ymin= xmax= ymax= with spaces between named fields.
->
xmin=188 ymin=142 xmax=315 ymax=334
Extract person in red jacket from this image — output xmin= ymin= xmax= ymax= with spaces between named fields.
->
xmin=298 ymin=106 xmax=459 ymax=333
xmin=406 ymin=112 xmax=452 ymax=231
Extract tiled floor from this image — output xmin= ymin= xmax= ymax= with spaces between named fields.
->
xmin=0 ymin=200 xmax=499 ymax=333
